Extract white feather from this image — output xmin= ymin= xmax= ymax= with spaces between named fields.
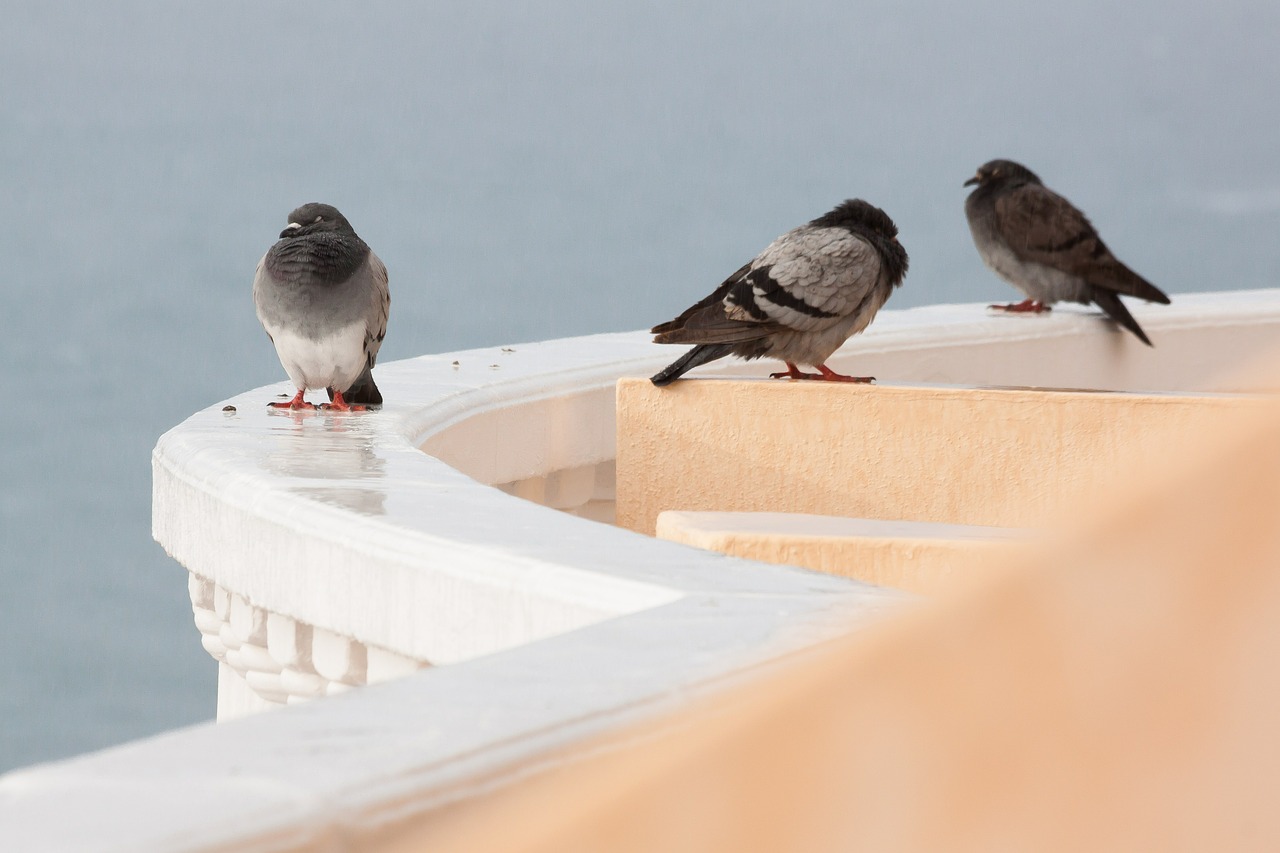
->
xmin=263 ymin=321 xmax=367 ymax=393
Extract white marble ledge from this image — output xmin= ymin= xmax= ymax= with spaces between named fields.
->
xmin=3 ymin=292 xmax=1280 ymax=851
xmin=152 ymin=292 xmax=1280 ymax=678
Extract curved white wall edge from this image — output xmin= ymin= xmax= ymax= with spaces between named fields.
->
xmin=2 ymin=291 xmax=1279 ymax=852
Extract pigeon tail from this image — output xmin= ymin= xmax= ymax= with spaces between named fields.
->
xmin=1091 ymin=288 xmax=1153 ymax=347
xmin=651 ymin=344 xmax=734 ymax=386
xmin=1100 ymin=265 xmax=1171 ymax=305
xmin=332 ymin=364 xmax=383 ymax=406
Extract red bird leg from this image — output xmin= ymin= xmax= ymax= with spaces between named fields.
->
xmin=268 ymin=389 xmax=316 ymax=410
xmin=815 ymin=363 xmax=875 ymax=383
xmin=321 ymin=390 xmax=367 ymax=412
xmin=989 ymin=299 xmax=1050 ymax=313
xmin=769 ymin=362 xmax=874 ymax=383
xmin=769 ymin=362 xmax=818 ymax=380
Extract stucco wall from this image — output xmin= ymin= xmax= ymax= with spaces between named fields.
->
xmin=617 ymin=379 xmax=1264 ymax=536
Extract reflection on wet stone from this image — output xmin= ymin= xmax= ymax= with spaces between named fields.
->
xmin=263 ymin=413 xmax=389 ymax=517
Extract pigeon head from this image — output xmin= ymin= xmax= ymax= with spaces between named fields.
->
xmin=809 ymin=199 xmax=901 ymax=239
xmin=964 ymin=159 xmax=1042 ymax=189
xmin=280 ymin=203 xmax=358 ymax=239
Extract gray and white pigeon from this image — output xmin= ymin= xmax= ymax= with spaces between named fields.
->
xmin=650 ymin=199 xmax=909 ymax=386
xmin=964 ymin=159 xmax=1170 ymax=346
xmin=253 ymin=203 xmax=390 ymax=410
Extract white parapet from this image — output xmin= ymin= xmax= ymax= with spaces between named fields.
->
xmin=2 ymin=293 xmax=1280 ymax=851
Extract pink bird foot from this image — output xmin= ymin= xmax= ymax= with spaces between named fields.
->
xmin=989 ymin=299 xmax=1050 ymax=313
xmin=769 ymin=362 xmax=875 ymax=383
xmin=268 ymin=390 xmax=317 ymax=410
xmin=320 ymin=390 xmax=367 ymax=412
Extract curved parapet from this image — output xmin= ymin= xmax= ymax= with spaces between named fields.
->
xmin=3 ymin=292 xmax=1279 ymax=851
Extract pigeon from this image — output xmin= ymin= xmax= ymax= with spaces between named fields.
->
xmin=964 ymin=159 xmax=1170 ymax=346
xmin=253 ymin=203 xmax=390 ymax=410
xmin=650 ymin=199 xmax=909 ymax=386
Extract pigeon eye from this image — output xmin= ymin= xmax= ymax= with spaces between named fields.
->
xmin=313 ymin=216 xmax=323 ymax=223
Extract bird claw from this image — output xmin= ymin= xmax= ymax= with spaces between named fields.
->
xmin=770 ymin=369 xmax=826 ymax=381
xmin=321 ymin=391 xmax=367 ymax=412
xmin=268 ymin=391 xmax=317 ymax=410
xmin=989 ymin=300 xmax=1050 ymax=314
xmin=770 ymin=364 xmax=875 ymax=383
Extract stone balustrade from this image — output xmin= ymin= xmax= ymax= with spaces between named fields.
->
xmin=190 ymin=573 xmax=425 ymax=717
xmin=2 ymin=291 xmax=1279 ymax=851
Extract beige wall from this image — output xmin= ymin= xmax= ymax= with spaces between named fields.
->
xmin=617 ymin=378 xmax=1263 ymax=536
xmin=380 ymin=368 xmax=1280 ymax=853
xmin=656 ymin=510 xmax=1027 ymax=594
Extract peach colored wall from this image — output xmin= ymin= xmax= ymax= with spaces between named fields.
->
xmin=616 ymin=378 xmax=1263 ymax=536
xmin=656 ymin=511 xmax=1027 ymax=595
xmin=379 ymin=366 xmax=1280 ymax=853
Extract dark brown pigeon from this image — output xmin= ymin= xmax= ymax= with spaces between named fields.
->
xmin=964 ymin=159 xmax=1170 ymax=346
xmin=650 ymin=199 xmax=909 ymax=385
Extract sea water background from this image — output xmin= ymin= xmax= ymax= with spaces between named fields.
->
xmin=2 ymin=1 xmax=1278 ymax=771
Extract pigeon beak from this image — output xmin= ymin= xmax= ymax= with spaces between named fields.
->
xmin=963 ymin=175 xmax=980 ymax=187
xmin=279 ymin=222 xmax=303 ymax=238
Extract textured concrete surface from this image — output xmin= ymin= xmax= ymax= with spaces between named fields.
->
xmin=617 ymin=378 xmax=1264 ymax=536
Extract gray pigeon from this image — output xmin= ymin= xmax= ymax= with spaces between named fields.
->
xmin=253 ymin=203 xmax=390 ymax=410
xmin=964 ymin=159 xmax=1170 ymax=346
xmin=650 ymin=199 xmax=908 ymax=386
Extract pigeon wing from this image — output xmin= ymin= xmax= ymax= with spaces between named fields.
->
xmin=650 ymin=225 xmax=882 ymax=346
xmin=651 ymin=261 xmax=751 ymax=336
xmin=995 ymin=184 xmax=1169 ymax=304
xmin=651 ymin=256 xmax=784 ymax=345
xmin=251 ymin=253 xmax=282 ymax=336
xmin=729 ymin=226 xmax=880 ymax=331
xmin=362 ymin=250 xmax=390 ymax=366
